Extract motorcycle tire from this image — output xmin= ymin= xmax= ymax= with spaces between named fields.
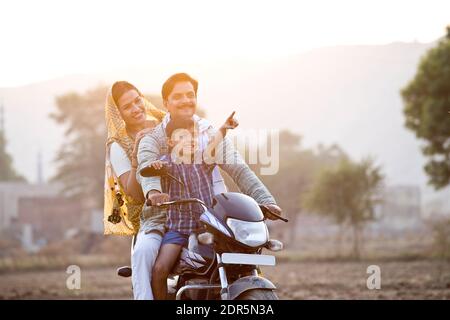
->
xmin=236 ymin=289 xmax=278 ymax=300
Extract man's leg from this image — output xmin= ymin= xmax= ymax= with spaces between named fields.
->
xmin=131 ymin=231 xmax=162 ymax=300
xmin=151 ymin=243 xmax=183 ymax=300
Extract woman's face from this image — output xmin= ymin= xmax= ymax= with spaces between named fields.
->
xmin=117 ymin=89 xmax=146 ymax=127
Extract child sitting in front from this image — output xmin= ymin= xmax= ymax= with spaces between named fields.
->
xmin=150 ymin=112 xmax=238 ymax=247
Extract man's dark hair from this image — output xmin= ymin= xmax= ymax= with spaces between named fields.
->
xmin=161 ymin=73 xmax=198 ymax=101
xmin=111 ymin=81 xmax=142 ymax=105
xmin=165 ymin=118 xmax=195 ymax=138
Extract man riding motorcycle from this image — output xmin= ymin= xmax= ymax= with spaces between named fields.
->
xmin=137 ymin=73 xmax=282 ymax=300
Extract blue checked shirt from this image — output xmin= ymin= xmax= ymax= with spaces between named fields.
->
xmin=161 ymin=154 xmax=215 ymax=235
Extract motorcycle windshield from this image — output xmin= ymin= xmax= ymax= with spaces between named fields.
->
xmin=211 ymin=192 xmax=264 ymax=222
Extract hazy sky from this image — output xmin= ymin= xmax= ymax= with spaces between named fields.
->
xmin=0 ymin=0 xmax=449 ymax=87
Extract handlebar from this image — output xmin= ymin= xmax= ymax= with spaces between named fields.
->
xmin=259 ymin=205 xmax=289 ymax=222
xmin=147 ymin=197 xmax=288 ymax=223
xmin=147 ymin=198 xmax=207 ymax=208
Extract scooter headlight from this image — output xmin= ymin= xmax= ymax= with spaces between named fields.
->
xmin=226 ymin=218 xmax=268 ymax=247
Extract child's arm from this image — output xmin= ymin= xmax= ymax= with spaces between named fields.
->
xmin=208 ymin=111 xmax=239 ymax=152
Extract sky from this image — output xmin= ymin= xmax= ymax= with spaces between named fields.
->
xmin=0 ymin=0 xmax=449 ymax=87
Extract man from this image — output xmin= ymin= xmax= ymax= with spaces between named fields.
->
xmin=137 ymin=73 xmax=282 ymax=300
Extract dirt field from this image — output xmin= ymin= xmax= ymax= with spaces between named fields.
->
xmin=1 ymin=260 xmax=449 ymax=300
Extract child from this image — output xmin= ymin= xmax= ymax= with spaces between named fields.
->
xmin=148 ymin=112 xmax=238 ymax=299
xmin=150 ymin=111 xmax=239 ymax=240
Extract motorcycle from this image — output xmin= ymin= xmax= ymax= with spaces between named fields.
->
xmin=117 ymin=164 xmax=288 ymax=300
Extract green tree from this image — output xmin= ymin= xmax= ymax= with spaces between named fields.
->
xmin=430 ymin=218 xmax=450 ymax=260
xmin=50 ymin=86 xmax=108 ymax=208
xmin=304 ymin=158 xmax=383 ymax=259
xmin=401 ymin=26 xmax=450 ymax=189
xmin=0 ymin=108 xmax=25 ymax=181
xmin=257 ymin=130 xmax=348 ymax=246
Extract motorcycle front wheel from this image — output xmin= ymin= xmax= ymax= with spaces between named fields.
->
xmin=236 ymin=289 xmax=279 ymax=300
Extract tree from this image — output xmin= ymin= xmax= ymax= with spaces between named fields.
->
xmin=50 ymin=86 xmax=108 ymax=208
xmin=256 ymin=130 xmax=348 ymax=246
xmin=430 ymin=217 xmax=450 ymax=260
xmin=401 ymin=26 xmax=450 ymax=189
xmin=304 ymin=158 xmax=383 ymax=259
xmin=0 ymin=107 xmax=25 ymax=181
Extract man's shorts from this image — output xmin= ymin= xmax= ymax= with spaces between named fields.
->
xmin=161 ymin=230 xmax=189 ymax=247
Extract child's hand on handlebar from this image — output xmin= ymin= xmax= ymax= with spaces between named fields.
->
xmin=150 ymin=160 xmax=167 ymax=170
xmin=146 ymin=191 xmax=170 ymax=206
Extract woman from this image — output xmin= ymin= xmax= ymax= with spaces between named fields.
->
xmin=104 ymin=81 xmax=166 ymax=300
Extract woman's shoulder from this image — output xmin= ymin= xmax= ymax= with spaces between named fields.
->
xmin=110 ymin=141 xmax=126 ymax=155
xmin=109 ymin=142 xmax=131 ymax=177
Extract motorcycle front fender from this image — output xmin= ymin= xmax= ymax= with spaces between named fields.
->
xmin=227 ymin=275 xmax=276 ymax=300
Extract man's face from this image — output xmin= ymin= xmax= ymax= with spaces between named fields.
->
xmin=117 ymin=89 xmax=146 ymax=127
xmin=164 ymin=81 xmax=197 ymax=121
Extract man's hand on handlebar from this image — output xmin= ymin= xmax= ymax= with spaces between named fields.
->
xmin=261 ymin=204 xmax=286 ymax=221
xmin=146 ymin=190 xmax=170 ymax=206
xmin=265 ymin=204 xmax=282 ymax=220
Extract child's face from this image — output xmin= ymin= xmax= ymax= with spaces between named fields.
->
xmin=168 ymin=127 xmax=199 ymax=160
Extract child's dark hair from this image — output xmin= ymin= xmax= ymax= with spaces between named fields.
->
xmin=165 ymin=118 xmax=195 ymax=138
xmin=161 ymin=73 xmax=198 ymax=101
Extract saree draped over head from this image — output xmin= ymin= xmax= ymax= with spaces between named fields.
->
xmin=104 ymin=85 xmax=166 ymax=235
